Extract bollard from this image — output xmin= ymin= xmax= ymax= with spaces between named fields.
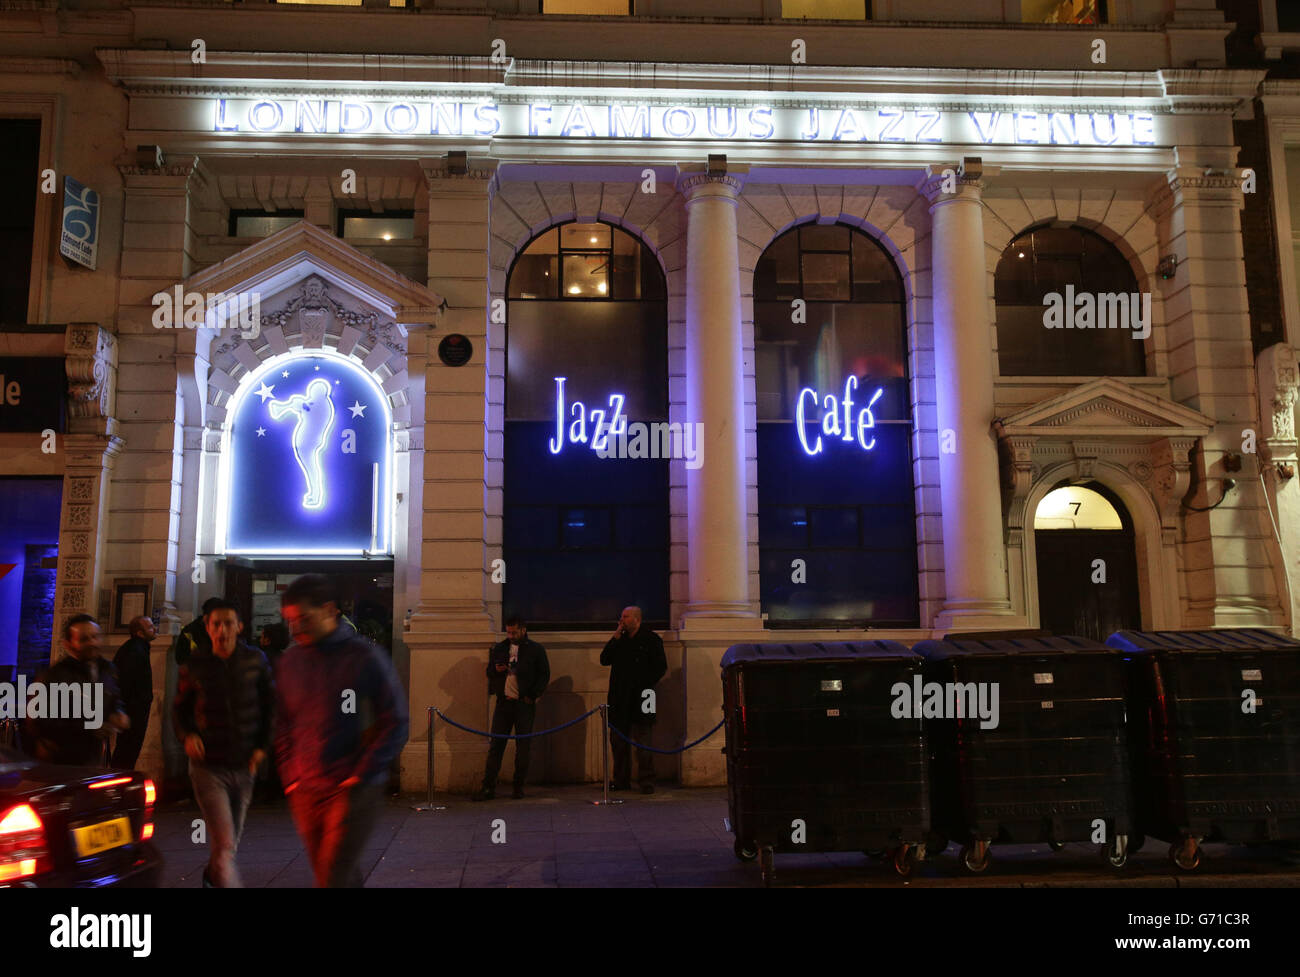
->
xmin=591 ymin=703 xmax=622 ymax=807
xmin=411 ymin=706 xmax=446 ymax=812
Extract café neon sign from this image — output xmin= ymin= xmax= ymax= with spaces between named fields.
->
xmin=796 ymin=376 xmax=883 ymax=456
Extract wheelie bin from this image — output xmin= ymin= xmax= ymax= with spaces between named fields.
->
xmin=720 ymin=641 xmax=932 ymax=886
xmin=914 ymin=633 xmax=1135 ymax=874
xmin=1105 ymin=628 xmax=1300 ymax=871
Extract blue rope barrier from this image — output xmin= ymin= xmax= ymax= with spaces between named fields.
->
xmin=433 ymin=705 xmax=602 ymax=740
xmin=607 ymin=718 xmax=725 ymax=755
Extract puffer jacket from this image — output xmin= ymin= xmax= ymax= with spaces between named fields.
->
xmin=273 ymin=620 xmax=408 ymax=793
xmin=173 ymin=641 xmax=274 ymax=768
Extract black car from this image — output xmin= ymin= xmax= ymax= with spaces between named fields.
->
xmin=0 ymin=745 xmax=162 ymax=887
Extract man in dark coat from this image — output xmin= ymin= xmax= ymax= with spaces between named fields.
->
xmin=473 ymin=616 xmax=550 ymax=801
xmin=111 ymin=615 xmax=155 ymax=770
xmin=275 ymin=574 xmax=408 ymax=887
xmin=600 ymin=605 xmax=667 ymax=794
xmin=172 ymin=596 xmax=223 ymax=667
xmin=173 ymin=599 xmax=274 ymax=888
xmin=28 ymin=614 xmax=130 ymax=766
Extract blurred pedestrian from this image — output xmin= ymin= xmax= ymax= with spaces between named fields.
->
xmin=600 ymin=606 xmax=667 ymax=794
xmin=275 ymin=574 xmax=408 ymax=887
xmin=172 ymin=596 xmax=222 ymax=667
xmin=110 ymin=615 xmax=156 ymax=770
xmin=258 ymin=622 xmax=291 ymax=675
xmin=27 ymin=615 xmax=130 ymax=767
xmin=473 ymin=616 xmax=549 ymax=801
xmin=173 ymin=599 xmax=274 ymax=888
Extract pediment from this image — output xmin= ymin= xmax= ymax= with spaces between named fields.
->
xmin=1000 ymin=378 xmax=1214 ymax=439
xmin=184 ymin=219 xmax=443 ymax=326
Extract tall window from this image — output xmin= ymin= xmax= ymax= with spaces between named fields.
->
xmin=754 ymin=223 xmax=917 ymax=626
xmin=504 ymin=221 xmax=668 ymax=628
xmin=1021 ymin=0 xmax=1104 ymax=24
xmin=0 ymin=120 xmax=40 ymax=325
xmin=994 ymin=224 xmax=1145 ymax=377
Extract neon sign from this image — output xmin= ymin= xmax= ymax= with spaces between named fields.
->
xmin=268 ymin=378 xmax=336 ymax=509
xmin=210 ymin=98 xmax=1160 ymax=148
xmin=220 ymin=352 xmax=392 ymax=556
xmin=549 ymin=377 xmax=627 ymax=454
xmin=795 ymin=376 xmax=883 ymax=456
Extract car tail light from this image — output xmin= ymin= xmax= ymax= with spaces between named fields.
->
xmin=141 ymin=778 xmax=156 ymax=842
xmin=88 ymin=776 xmax=133 ymax=790
xmin=0 ymin=803 xmax=50 ymax=882
xmin=143 ymin=779 xmax=156 ymax=807
xmin=141 ymin=823 xmax=154 ymax=841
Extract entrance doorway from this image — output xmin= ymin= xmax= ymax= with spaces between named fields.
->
xmin=223 ymin=559 xmax=396 ymax=651
xmin=1034 ymin=482 xmax=1141 ymax=642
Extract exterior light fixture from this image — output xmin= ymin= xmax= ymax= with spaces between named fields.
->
xmin=447 ymin=150 xmax=468 ymax=175
xmin=708 ymin=153 xmax=727 ymax=177
xmin=1158 ymin=254 xmax=1178 ymax=280
xmin=135 ymin=144 xmax=164 ymax=170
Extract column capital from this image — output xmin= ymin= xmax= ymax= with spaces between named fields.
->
xmin=676 ymin=163 xmax=749 ymax=200
xmin=419 ymin=157 xmax=499 ymax=188
xmin=916 ymin=160 xmax=989 ymax=207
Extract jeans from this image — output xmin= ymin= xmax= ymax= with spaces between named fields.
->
xmin=609 ymin=714 xmax=655 ymax=788
xmin=288 ymin=783 xmax=385 ymax=888
xmin=482 ymin=698 xmax=536 ymax=791
xmin=189 ymin=761 xmax=256 ymax=888
xmin=111 ymin=709 xmax=149 ymax=770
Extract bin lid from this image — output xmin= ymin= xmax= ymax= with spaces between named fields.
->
xmin=1105 ymin=628 xmax=1300 ymax=653
xmin=720 ymin=640 xmax=917 ymax=669
xmin=913 ymin=634 xmax=1114 ymax=661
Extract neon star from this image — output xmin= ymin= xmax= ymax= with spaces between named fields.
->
xmin=281 ymin=370 xmax=290 ymax=378
xmin=256 ymin=382 xmax=276 ymax=403
xmin=349 ymin=401 xmax=367 ymax=418
xmin=256 ymin=426 xmax=267 ymax=437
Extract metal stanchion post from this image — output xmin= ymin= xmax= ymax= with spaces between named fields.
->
xmin=591 ymin=703 xmax=622 ymax=806
xmin=412 ymin=706 xmax=446 ymax=812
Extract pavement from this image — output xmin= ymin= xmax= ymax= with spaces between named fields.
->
xmin=149 ymin=784 xmax=1300 ymax=888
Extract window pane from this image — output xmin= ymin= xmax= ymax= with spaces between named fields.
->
xmin=561 ymin=507 xmax=612 ymax=549
xmin=561 ymin=254 xmax=609 ymax=297
xmin=754 ymin=232 xmax=800 ymax=301
xmin=1022 ymin=0 xmax=1101 ymax=24
xmin=230 ymin=213 xmax=302 ymax=237
xmin=801 ymin=253 xmax=851 ymax=301
xmin=542 ymin=0 xmax=630 ymax=13
xmin=781 ymin=0 xmax=866 ymax=18
xmin=809 ymin=507 xmax=859 ymax=547
xmin=800 ymin=224 xmax=850 ymax=252
xmin=561 ymin=222 xmax=611 ymax=249
xmin=523 ymin=227 xmax=558 ymax=256
xmin=341 ymin=216 xmax=414 ymax=240
xmin=509 ymin=253 xmax=558 ymax=299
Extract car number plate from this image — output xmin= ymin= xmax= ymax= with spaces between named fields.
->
xmin=73 ymin=817 xmax=132 ymax=857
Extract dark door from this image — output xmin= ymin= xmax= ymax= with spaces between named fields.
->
xmin=1035 ymin=529 xmax=1141 ymax=641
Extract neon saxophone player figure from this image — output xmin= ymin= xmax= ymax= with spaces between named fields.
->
xmin=268 ymin=378 xmax=336 ymax=509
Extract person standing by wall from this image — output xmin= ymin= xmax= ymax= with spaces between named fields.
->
xmin=473 ymin=616 xmax=550 ymax=801
xmin=110 ymin=615 xmax=156 ymax=770
xmin=28 ymin=614 xmax=130 ymax=766
xmin=600 ymin=606 xmax=667 ymax=794
xmin=173 ymin=599 xmax=274 ymax=888
xmin=275 ymin=574 xmax=408 ymax=887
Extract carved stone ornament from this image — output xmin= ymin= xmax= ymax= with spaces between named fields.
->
xmin=1257 ymin=342 xmax=1299 ymax=448
xmin=64 ymin=323 xmax=116 ymax=421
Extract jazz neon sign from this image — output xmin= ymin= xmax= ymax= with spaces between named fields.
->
xmin=795 ymin=376 xmax=883 ymax=456
xmin=549 ymin=377 xmax=627 ymax=453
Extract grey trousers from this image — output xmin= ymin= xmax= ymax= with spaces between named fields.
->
xmin=189 ymin=761 xmax=256 ymax=888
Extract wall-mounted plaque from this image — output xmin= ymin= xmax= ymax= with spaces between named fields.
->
xmin=438 ymin=334 xmax=474 ymax=367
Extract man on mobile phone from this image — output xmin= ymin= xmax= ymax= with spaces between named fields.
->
xmin=473 ymin=617 xmax=550 ymax=801
xmin=600 ymin=606 xmax=667 ymax=794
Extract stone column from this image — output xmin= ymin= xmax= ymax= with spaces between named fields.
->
xmin=919 ymin=161 xmax=1012 ymax=629
xmin=402 ymin=158 xmax=497 ymax=794
xmin=677 ymin=166 xmax=753 ymax=621
xmin=1257 ymin=342 xmax=1300 ymax=633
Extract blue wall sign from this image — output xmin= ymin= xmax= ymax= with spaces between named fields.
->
xmin=795 ymin=376 xmax=883 ymax=456
xmin=59 ymin=176 xmax=99 ymax=270
xmin=222 ymin=353 xmax=392 ymax=556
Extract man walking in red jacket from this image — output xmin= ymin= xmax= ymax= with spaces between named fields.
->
xmin=274 ymin=574 xmax=408 ymax=887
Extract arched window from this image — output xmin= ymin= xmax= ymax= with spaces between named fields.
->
xmin=995 ymin=224 xmax=1146 ymax=377
xmin=219 ymin=350 xmax=393 ymax=556
xmin=754 ymin=222 xmax=918 ymax=626
xmin=504 ymin=221 xmax=668 ymax=628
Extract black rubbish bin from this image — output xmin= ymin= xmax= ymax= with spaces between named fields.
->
xmin=720 ymin=640 xmax=931 ymax=886
xmin=913 ymin=633 xmax=1134 ymax=874
xmin=1105 ymin=628 xmax=1300 ymax=871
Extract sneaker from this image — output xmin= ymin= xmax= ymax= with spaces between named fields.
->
xmin=512 ymin=785 xmax=525 ymax=799
xmin=471 ymin=789 xmax=495 ymax=802
xmin=640 ymin=784 xmax=655 ymax=795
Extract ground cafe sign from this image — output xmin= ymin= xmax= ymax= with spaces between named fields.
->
xmin=211 ymin=98 xmax=1160 ymax=146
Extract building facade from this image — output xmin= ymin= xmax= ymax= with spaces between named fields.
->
xmin=0 ymin=0 xmax=1287 ymax=792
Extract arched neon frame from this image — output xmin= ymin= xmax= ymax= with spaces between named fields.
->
xmin=216 ymin=348 xmax=394 ymax=557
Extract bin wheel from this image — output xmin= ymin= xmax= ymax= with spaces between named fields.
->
xmin=1169 ymin=839 xmax=1201 ymax=872
xmin=892 ymin=846 xmax=915 ymax=878
xmin=1105 ymin=835 xmax=1129 ymax=869
xmin=734 ymin=839 xmax=757 ymax=862
xmin=1048 ymin=840 xmax=1066 ymax=853
xmin=759 ymin=846 xmax=775 ymax=887
xmin=959 ymin=842 xmax=990 ymax=874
